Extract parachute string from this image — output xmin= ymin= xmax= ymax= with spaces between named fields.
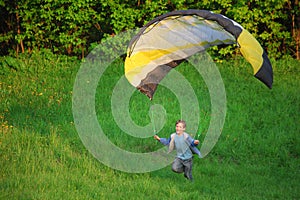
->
xmin=151 ymin=106 xmax=156 ymax=135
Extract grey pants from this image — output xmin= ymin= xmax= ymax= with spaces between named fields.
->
xmin=171 ymin=157 xmax=193 ymax=180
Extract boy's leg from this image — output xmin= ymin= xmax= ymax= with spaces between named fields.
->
xmin=171 ymin=158 xmax=184 ymax=173
xmin=183 ymin=157 xmax=193 ymax=181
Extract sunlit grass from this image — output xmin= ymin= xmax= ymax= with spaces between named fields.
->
xmin=0 ymin=52 xmax=299 ymax=199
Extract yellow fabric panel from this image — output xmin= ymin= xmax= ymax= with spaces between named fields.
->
xmin=125 ymin=43 xmax=201 ymax=83
xmin=125 ymin=49 xmax=171 ymax=75
xmin=125 ymin=49 xmax=169 ymax=85
xmin=125 ymin=39 xmax=229 ymax=85
xmin=237 ymin=29 xmax=263 ymax=74
xmin=126 ymin=38 xmax=234 ymax=72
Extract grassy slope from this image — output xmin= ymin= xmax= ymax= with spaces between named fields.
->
xmin=0 ymin=53 xmax=299 ymax=199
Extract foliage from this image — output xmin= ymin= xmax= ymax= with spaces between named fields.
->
xmin=0 ymin=0 xmax=299 ymax=59
xmin=0 ymin=0 xmax=102 ymax=57
xmin=225 ymin=0 xmax=295 ymax=59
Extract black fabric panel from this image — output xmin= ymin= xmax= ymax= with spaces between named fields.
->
xmin=254 ymin=50 xmax=273 ymax=89
xmin=137 ymin=59 xmax=185 ymax=99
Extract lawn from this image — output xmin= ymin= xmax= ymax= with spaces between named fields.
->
xmin=0 ymin=51 xmax=299 ymax=199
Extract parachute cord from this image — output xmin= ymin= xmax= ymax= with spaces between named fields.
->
xmin=195 ymin=132 xmax=200 ymax=139
xmin=151 ymin=106 xmax=156 ymax=135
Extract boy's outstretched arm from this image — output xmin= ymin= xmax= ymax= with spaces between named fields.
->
xmin=154 ymin=135 xmax=160 ymax=141
xmin=154 ymin=135 xmax=171 ymax=146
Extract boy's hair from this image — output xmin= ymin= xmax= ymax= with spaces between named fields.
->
xmin=175 ymin=119 xmax=186 ymax=128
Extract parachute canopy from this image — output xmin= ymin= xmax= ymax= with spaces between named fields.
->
xmin=125 ymin=9 xmax=273 ymax=100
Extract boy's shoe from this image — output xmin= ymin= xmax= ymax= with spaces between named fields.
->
xmin=184 ymin=174 xmax=193 ymax=182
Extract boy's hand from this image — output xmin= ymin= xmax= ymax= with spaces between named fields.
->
xmin=194 ymin=140 xmax=199 ymax=145
xmin=154 ymin=135 xmax=160 ymax=141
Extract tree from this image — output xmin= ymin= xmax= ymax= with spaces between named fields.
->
xmin=0 ymin=0 xmax=102 ymax=57
xmin=0 ymin=0 xmax=298 ymax=59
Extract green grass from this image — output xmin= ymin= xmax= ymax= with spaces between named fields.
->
xmin=0 ymin=51 xmax=299 ymax=199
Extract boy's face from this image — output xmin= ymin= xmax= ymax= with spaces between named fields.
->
xmin=176 ymin=122 xmax=185 ymax=134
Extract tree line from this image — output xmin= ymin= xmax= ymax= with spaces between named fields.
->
xmin=0 ymin=0 xmax=299 ymax=59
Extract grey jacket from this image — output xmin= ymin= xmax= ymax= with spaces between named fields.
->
xmin=159 ymin=132 xmax=202 ymax=158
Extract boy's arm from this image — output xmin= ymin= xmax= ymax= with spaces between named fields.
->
xmin=186 ymin=134 xmax=200 ymax=147
xmin=186 ymin=135 xmax=203 ymax=158
xmin=193 ymin=139 xmax=199 ymax=146
xmin=154 ymin=135 xmax=171 ymax=146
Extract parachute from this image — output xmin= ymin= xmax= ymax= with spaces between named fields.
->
xmin=125 ymin=9 xmax=273 ymax=100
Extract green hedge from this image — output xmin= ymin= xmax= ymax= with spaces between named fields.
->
xmin=0 ymin=0 xmax=299 ymax=59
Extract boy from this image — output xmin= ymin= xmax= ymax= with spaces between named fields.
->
xmin=154 ymin=120 xmax=202 ymax=181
